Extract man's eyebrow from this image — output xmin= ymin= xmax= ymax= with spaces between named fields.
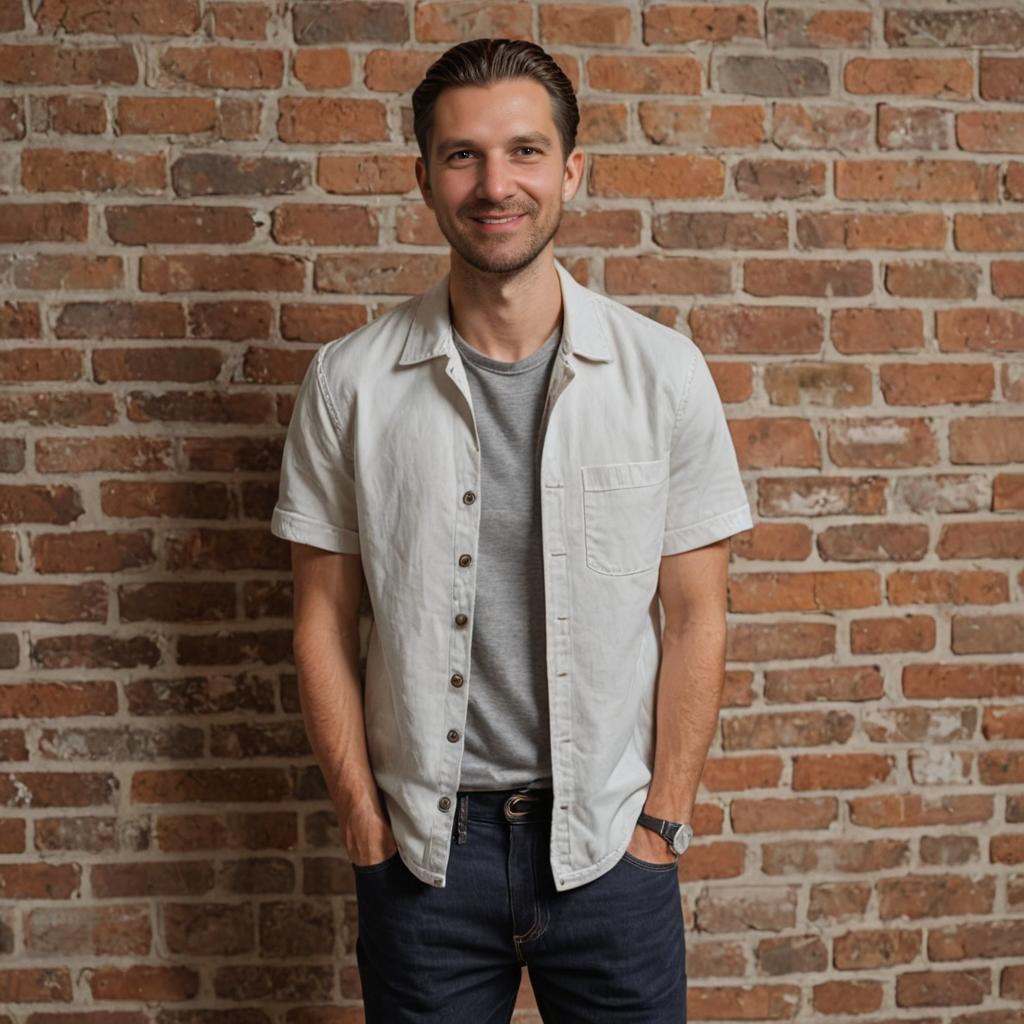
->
xmin=435 ymin=131 xmax=554 ymax=154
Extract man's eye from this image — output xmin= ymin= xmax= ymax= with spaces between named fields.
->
xmin=449 ymin=147 xmax=540 ymax=160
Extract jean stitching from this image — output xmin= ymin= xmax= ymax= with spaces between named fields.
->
xmin=621 ymin=849 xmax=679 ymax=873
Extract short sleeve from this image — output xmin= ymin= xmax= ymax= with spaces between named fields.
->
xmin=270 ymin=347 xmax=360 ymax=554
xmin=662 ymin=348 xmax=752 ymax=556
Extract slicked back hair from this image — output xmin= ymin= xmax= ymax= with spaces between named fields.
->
xmin=412 ymin=37 xmax=580 ymax=172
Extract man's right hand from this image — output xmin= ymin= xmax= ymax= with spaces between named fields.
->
xmin=344 ymin=808 xmax=398 ymax=867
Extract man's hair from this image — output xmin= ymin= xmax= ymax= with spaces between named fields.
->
xmin=411 ymin=37 xmax=580 ymax=171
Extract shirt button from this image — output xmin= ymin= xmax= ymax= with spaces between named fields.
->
xmin=450 ymin=673 xmax=464 ymax=687
xmin=439 ymin=796 xmax=451 ymax=810
xmin=458 ymin=553 xmax=472 ymax=567
xmin=455 ymin=612 xmax=468 ymax=626
xmin=462 ymin=490 xmax=476 ymax=504
xmin=447 ymin=729 xmax=460 ymax=742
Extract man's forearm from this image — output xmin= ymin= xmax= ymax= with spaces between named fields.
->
xmin=643 ymin=619 xmax=728 ymax=824
xmin=293 ymin=625 xmax=384 ymax=828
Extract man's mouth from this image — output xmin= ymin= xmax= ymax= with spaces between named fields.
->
xmin=471 ymin=213 xmax=526 ymax=225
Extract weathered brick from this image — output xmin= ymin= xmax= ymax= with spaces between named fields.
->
xmin=542 ymin=4 xmax=631 ymax=44
xmin=412 ymin=2 xmax=525 ymax=44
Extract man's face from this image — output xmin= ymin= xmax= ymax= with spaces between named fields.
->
xmin=415 ymin=77 xmax=583 ymax=276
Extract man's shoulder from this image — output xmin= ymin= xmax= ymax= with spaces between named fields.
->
xmin=587 ymin=283 xmax=702 ymax=374
xmin=315 ymin=291 xmax=422 ymax=381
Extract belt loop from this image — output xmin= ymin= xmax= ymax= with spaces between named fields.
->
xmin=457 ymin=792 xmax=468 ymax=844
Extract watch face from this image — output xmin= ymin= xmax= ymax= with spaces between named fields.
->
xmin=672 ymin=824 xmax=694 ymax=855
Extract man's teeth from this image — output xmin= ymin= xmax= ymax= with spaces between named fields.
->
xmin=477 ymin=215 xmax=519 ymax=223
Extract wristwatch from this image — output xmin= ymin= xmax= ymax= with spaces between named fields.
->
xmin=637 ymin=811 xmax=694 ymax=856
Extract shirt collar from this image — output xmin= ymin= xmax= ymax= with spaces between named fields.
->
xmin=398 ymin=256 xmax=613 ymax=366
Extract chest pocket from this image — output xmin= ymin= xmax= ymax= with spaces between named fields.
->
xmin=581 ymin=455 xmax=670 ymax=576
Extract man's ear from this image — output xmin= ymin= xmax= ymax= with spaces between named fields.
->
xmin=415 ymin=157 xmax=433 ymax=210
xmin=562 ymin=148 xmax=584 ymax=203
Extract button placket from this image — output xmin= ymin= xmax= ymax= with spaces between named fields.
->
xmin=433 ymin=374 xmax=481 ymax=880
xmin=538 ymin=355 xmax=577 ymax=888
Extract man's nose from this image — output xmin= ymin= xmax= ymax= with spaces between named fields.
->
xmin=475 ymin=157 xmax=515 ymax=201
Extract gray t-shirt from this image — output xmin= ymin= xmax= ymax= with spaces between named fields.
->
xmin=451 ymin=320 xmax=562 ymax=791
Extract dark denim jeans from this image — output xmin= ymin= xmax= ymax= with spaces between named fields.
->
xmin=353 ymin=785 xmax=687 ymax=1022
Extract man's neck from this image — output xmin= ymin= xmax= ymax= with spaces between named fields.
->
xmin=448 ymin=256 xmax=563 ymax=363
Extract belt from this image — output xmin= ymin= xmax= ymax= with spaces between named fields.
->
xmin=453 ymin=786 xmax=554 ymax=841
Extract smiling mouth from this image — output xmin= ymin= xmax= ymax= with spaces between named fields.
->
xmin=471 ymin=213 xmax=526 ymax=224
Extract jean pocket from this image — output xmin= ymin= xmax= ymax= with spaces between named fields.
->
xmin=621 ymin=849 xmax=680 ymax=873
xmin=352 ymin=849 xmax=401 ymax=874
xmin=581 ymin=456 xmax=670 ymax=576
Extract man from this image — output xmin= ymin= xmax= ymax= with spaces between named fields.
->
xmin=271 ymin=37 xmax=752 ymax=1023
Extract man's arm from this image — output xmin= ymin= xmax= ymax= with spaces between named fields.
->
xmin=291 ymin=541 xmax=395 ymax=863
xmin=643 ymin=536 xmax=731 ymax=826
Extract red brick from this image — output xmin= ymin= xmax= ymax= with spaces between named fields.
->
xmin=277 ymin=96 xmax=388 ymax=143
xmin=585 ymin=54 xmax=698 ymax=97
xmin=634 ymin=101 xmax=765 ymax=149
xmin=950 ymin=417 xmax=1024 ymax=464
xmin=981 ymin=56 xmax=1024 ymax=102
xmin=719 ymin=55 xmax=829 ymax=97
xmin=834 ymin=928 xmax=921 ymax=970
xmin=904 ymin=662 xmax=1024 ymax=700
xmin=87 ymin=964 xmax=200 ymax=1001
xmin=832 ymin=308 xmax=925 ymax=354
xmin=317 ymin=153 xmax=415 ymax=194
xmin=115 ymin=96 xmax=217 ymax=135
xmin=736 ymin=158 xmax=827 ymax=200
xmin=938 ymin=521 xmax=1024 ymax=560
xmin=23 ymin=904 xmax=150 ymax=955
xmin=745 ymin=258 xmax=872 ymax=297
xmin=296 ymin=0 xmax=409 ymax=44
xmin=889 ymin=259 xmax=981 ymax=299
xmin=958 ymin=112 xmax=1024 ymax=154
xmin=880 ymin=363 xmax=993 ymax=406
xmin=813 ymin=979 xmax=883 ymax=1015
xmin=730 ymin=796 xmax=837 ymax=833
xmin=140 ymin=254 xmax=305 ymax=293
xmin=211 ymin=2 xmax=268 ymax=40
xmin=691 ymin=306 xmax=823 ymax=355
xmin=550 ymin=3 xmax=633 ymax=44
xmin=792 ymin=752 xmax=895 ymax=790
xmin=845 ymin=57 xmax=973 ymax=98
xmin=0 ymin=965 xmax=73 ymax=1000
xmin=591 ymin=154 xmax=724 ymax=199
xmin=0 ymin=203 xmax=88 ymax=243
xmin=730 ymin=418 xmax=820 ymax=469
xmin=413 ymin=1 xmax=532 ymax=43
xmin=21 ymin=149 xmax=165 ymax=194
xmin=773 ymin=103 xmax=872 ymax=152
xmin=767 ymin=8 xmax=871 ymax=48
xmin=888 ymin=569 xmax=1007 ymax=606
xmin=644 ymin=4 xmax=759 ymax=44
xmin=886 ymin=8 xmax=1024 ymax=48
xmin=938 ymin=308 xmax=1024 ymax=353
xmin=0 ymin=44 xmax=138 ymax=85
xmin=896 ymin=968 xmax=990 ymax=1008
xmin=293 ymin=47 xmax=353 ymax=89
xmin=878 ymin=103 xmax=951 ymax=151
xmin=836 ymin=160 xmax=998 ymax=202
xmin=723 ymin=709 xmax=855 ymax=750
xmin=106 ymin=204 xmax=256 ymax=245
xmin=878 ymin=875 xmax=995 ymax=921
xmin=35 ymin=0 xmax=200 ymax=34
xmin=159 ymin=47 xmax=283 ymax=90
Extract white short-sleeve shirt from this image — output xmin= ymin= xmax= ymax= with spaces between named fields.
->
xmin=271 ymin=257 xmax=753 ymax=891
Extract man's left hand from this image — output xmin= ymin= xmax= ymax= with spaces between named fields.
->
xmin=626 ymin=821 xmax=679 ymax=864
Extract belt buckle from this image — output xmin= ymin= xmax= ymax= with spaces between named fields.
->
xmin=504 ymin=789 xmax=535 ymax=819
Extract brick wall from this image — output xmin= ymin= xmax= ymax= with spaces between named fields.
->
xmin=1 ymin=0 xmax=1023 ymax=1019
